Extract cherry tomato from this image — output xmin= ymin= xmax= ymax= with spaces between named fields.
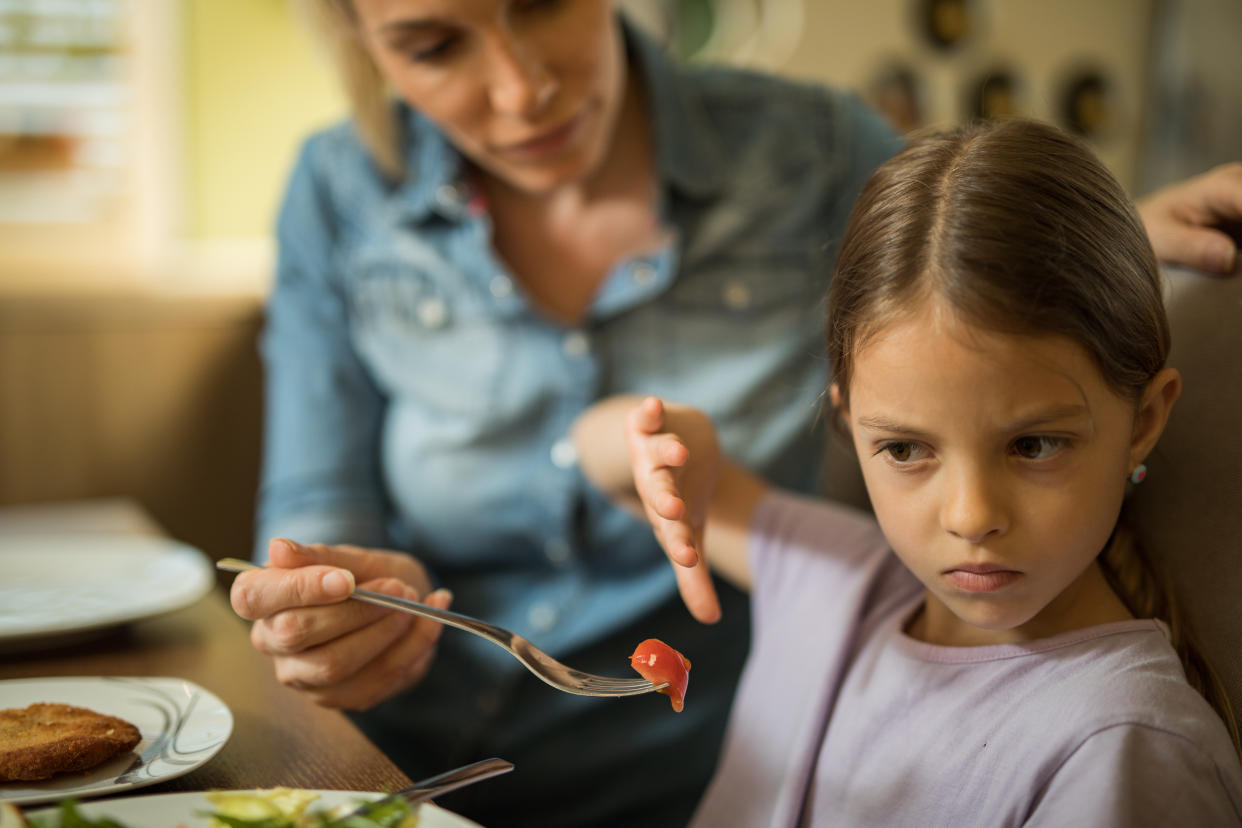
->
xmin=629 ymin=638 xmax=691 ymax=712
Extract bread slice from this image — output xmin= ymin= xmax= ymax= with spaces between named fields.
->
xmin=0 ymin=703 xmax=141 ymax=782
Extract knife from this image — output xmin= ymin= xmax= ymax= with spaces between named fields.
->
xmin=335 ymin=757 xmax=514 ymax=821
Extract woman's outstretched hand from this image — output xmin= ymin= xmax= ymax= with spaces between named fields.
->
xmin=1138 ymin=161 xmax=1242 ymax=275
xmin=228 ymin=539 xmax=453 ymax=710
xmin=625 ymin=397 xmax=723 ymax=624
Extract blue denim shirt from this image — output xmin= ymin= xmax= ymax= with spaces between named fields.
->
xmin=259 ymin=23 xmax=899 ymax=827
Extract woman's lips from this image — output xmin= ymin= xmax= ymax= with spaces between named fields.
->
xmin=498 ymin=109 xmax=587 ymax=159
xmin=943 ymin=566 xmax=1023 ymax=593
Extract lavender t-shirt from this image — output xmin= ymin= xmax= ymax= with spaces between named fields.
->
xmin=692 ymin=491 xmax=1242 ymax=827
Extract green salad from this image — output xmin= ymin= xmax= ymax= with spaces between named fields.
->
xmin=25 ymin=789 xmax=418 ymax=828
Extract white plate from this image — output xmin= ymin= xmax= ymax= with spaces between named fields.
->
xmin=22 ymin=789 xmax=482 ymax=827
xmin=0 ymin=676 xmax=233 ymax=806
xmin=0 ymin=533 xmax=214 ymax=649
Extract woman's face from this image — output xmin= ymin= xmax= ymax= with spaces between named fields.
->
xmin=350 ymin=0 xmax=624 ymax=194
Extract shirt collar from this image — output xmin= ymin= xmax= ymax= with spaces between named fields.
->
xmin=624 ymin=15 xmax=729 ymax=200
xmin=393 ymin=14 xmax=728 ymax=222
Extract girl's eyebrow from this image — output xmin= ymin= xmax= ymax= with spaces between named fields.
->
xmin=855 ymin=404 xmax=1091 ymax=436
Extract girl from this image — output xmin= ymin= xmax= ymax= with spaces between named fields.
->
xmin=573 ymin=119 xmax=1242 ymax=826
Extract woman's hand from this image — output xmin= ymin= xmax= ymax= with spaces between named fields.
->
xmin=625 ymin=397 xmax=723 ymax=624
xmin=229 ymin=539 xmax=452 ymax=710
xmin=1138 ymin=161 xmax=1242 ymax=275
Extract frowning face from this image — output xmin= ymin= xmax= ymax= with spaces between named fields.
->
xmin=840 ymin=301 xmax=1176 ymax=646
xmin=351 ymin=0 xmax=624 ymax=194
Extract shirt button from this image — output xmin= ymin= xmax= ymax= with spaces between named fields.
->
xmin=722 ymin=280 xmax=752 ymax=311
xmin=528 ymin=602 xmax=558 ymax=633
xmin=415 ymin=297 xmax=448 ymax=328
xmin=632 ymin=261 xmax=656 ymax=285
xmin=435 ymin=183 xmax=460 ymax=207
xmin=550 ymin=438 xmax=577 ymax=469
xmin=562 ymin=331 xmax=590 ymax=358
xmin=544 ymin=538 xmax=572 ymax=566
xmin=489 ymin=275 xmax=513 ymax=299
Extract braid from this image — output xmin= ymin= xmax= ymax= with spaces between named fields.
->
xmin=1098 ymin=519 xmax=1241 ymax=759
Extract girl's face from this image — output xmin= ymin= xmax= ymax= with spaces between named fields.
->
xmin=840 ymin=301 xmax=1178 ymax=646
xmin=351 ymin=0 xmax=623 ymax=194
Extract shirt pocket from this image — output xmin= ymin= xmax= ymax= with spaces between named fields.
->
xmin=347 ymin=257 xmax=504 ymax=418
xmin=658 ymin=253 xmax=824 ymax=346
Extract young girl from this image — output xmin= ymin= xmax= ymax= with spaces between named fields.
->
xmin=573 ymin=119 xmax=1242 ymax=826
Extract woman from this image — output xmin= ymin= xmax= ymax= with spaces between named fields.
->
xmin=228 ymin=2 xmax=1242 ymax=825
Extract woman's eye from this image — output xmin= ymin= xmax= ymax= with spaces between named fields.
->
xmin=409 ymin=38 xmax=457 ymax=62
xmin=1011 ymin=436 xmax=1064 ymax=460
xmin=878 ymin=441 xmax=924 ymax=463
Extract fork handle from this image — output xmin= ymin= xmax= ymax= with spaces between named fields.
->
xmin=215 ymin=558 xmax=512 ymax=644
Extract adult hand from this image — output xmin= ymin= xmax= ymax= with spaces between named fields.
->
xmin=1138 ymin=162 xmax=1242 ymax=275
xmin=626 ymin=397 xmax=722 ymax=624
xmin=229 ymin=538 xmax=452 ymax=710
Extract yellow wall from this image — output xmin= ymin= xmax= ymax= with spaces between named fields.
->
xmin=182 ymin=0 xmax=346 ymax=240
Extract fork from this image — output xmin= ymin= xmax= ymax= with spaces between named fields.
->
xmin=334 ymin=756 xmax=514 ymax=821
xmin=217 ymin=558 xmax=668 ymax=698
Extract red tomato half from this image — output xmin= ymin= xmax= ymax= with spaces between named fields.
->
xmin=630 ymin=638 xmax=691 ymax=712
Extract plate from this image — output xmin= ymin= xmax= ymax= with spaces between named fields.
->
xmin=0 ymin=533 xmax=214 ymax=649
xmin=0 ymin=676 xmax=233 ymax=806
xmin=22 ymin=789 xmax=482 ymax=827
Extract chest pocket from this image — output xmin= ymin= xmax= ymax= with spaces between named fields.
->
xmin=347 ymin=250 xmax=504 ymax=418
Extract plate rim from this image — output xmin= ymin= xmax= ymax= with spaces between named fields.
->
xmin=21 ymin=788 xmax=482 ymax=827
xmin=0 ymin=534 xmax=214 ymax=642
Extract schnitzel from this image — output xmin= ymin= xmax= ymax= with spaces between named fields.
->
xmin=0 ymin=703 xmax=141 ymax=782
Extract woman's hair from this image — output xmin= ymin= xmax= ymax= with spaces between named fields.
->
xmin=295 ymin=0 xmax=406 ymax=180
xmin=826 ymin=118 xmax=1239 ymax=753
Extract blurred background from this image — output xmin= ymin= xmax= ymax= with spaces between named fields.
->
xmin=0 ymin=0 xmax=1239 ymax=560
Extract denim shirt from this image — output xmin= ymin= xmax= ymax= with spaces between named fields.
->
xmin=259 ymin=23 xmax=899 ymax=827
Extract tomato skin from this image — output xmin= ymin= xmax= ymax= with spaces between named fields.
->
xmin=629 ymin=638 xmax=691 ymax=712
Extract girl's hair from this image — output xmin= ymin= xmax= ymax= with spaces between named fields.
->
xmin=826 ymin=118 xmax=1239 ymax=753
xmin=295 ymin=0 xmax=406 ymax=180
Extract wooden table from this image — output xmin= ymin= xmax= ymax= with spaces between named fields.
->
xmin=0 ymin=500 xmax=413 ymax=796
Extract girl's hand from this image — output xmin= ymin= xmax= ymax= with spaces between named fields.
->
xmin=228 ymin=538 xmax=452 ymax=710
xmin=626 ymin=397 xmax=722 ymax=624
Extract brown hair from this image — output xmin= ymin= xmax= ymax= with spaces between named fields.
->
xmin=294 ymin=0 xmax=405 ymax=180
xmin=826 ymin=118 xmax=1239 ymax=753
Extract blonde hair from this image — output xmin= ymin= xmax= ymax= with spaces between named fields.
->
xmin=294 ymin=0 xmax=405 ymax=180
xmin=827 ymin=119 xmax=1239 ymax=756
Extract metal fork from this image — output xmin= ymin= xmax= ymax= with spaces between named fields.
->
xmin=217 ymin=558 xmax=668 ymax=698
xmin=334 ymin=757 xmax=514 ymax=821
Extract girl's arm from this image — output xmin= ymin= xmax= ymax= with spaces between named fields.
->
xmin=572 ymin=396 xmax=769 ymax=624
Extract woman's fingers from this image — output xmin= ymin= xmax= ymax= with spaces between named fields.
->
xmin=265 ymin=580 xmax=453 ymax=710
xmin=230 ymin=563 xmax=355 ymax=620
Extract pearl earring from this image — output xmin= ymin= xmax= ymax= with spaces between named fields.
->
xmin=1129 ymin=464 xmax=1148 ymax=485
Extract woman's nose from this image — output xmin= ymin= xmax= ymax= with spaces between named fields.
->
xmin=940 ymin=466 xmax=1008 ymax=544
xmin=486 ymin=36 xmax=557 ymax=116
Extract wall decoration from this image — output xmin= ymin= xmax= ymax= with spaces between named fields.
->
xmin=919 ymin=0 xmax=974 ymax=52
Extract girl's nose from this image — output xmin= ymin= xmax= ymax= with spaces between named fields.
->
xmin=940 ymin=467 xmax=1009 ymax=544
xmin=486 ymin=36 xmax=557 ymax=117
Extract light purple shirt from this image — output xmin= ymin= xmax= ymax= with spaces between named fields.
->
xmin=692 ymin=491 xmax=1242 ymax=827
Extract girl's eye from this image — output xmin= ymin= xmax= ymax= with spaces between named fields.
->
xmin=1011 ymin=435 xmax=1065 ymax=460
xmin=877 ymin=441 xmax=926 ymax=463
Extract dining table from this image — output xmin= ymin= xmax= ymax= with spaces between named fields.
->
xmin=0 ymin=498 xmax=414 ymax=798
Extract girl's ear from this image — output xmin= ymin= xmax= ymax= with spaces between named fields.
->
xmin=829 ymin=383 xmax=844 ymax=412
xmin=1129 ymin=367 xmax=1182 ymax=469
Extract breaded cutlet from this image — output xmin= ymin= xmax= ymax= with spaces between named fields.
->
xmin=0 ymin=702 xmax=141 ymax=782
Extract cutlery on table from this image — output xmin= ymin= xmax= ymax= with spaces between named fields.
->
xmin=217 ymin=558 xmax=669 ymax=698
xmin=336 ymin=757 xmax=514 ymax=821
